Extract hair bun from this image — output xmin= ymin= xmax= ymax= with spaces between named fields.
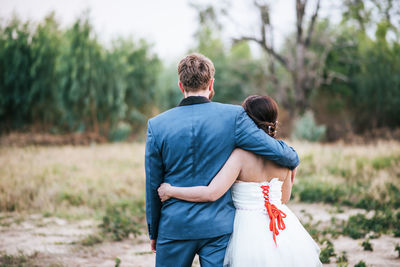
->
xmin=259 ymin=121 xmax=277 ymax=138
xmin=242 ymin=95 xmax=279 ymax=138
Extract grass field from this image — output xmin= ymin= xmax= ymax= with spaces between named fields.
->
xmin=0 ymin=143 xmax=145 ymax=218
xmin=1 ymin=141 xmax=400 ymax=266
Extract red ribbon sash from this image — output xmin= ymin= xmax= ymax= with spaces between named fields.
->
xmin=261 ymin=185 xmax=287 ymax=246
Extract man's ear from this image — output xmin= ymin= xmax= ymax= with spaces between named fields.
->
xmin=208 ymin=79 xmax=215 ymax=100
xmin=178 ymin=81 xmax=185 ymax=94
xmin=208 ymin=78 xmax=214 ymax=91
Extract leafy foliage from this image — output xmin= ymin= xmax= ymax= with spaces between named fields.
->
xmin=342 ymin=210 xmax=395 ymax=239
xmin=317 ymin=23 xmax=400 ymax=137
xmin=293 ymin=111 xmax=326 ymax=142
xmin=79 ymin=233 xmax=104 ymax=246
xmin=2 ymin=3 xmax=400 ymax=140
xmin=336 ymin=251 xmax=348 ymax=266
xmin=319 ymin=239 xmax=336 ymax=263
xmin=395 ymin=243 xmax=400 ymax=258
xmin=100 ymin=199 xmax=145 ymax=241
xmin=354 ymin=261 xmax=367 ymax=267
xmin=0 ymin=13 xmax=160 ymax=138
xmin=190 ymin=7 xmax=271 ymax=105
xmin=296 ymin=180 xmax=346 ymax=204
xmin=114 ymin=257 xmax=121 ymax=267
xmin=361 ymin=239 xmax=373 ymax=251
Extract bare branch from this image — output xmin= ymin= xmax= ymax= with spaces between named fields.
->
xmin=305 ymin=0 xmax=321 ymax=46
xmin=233 ymin=36 xmax=262 ymax=45
xmin=296 ymin=0 xmax=307 ymax=43
xmin=233 ymin=36 xmax=289 ymax=69
xmin=323 ymin=71 xmax=349 ymax=85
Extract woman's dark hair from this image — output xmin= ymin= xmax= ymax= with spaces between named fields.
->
xmin=242 ymin=95 xmax=278 ymax=138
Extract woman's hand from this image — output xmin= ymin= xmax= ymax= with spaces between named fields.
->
xmin=158 ymin=183 xmax=172 ymax=202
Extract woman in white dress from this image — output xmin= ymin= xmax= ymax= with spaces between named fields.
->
xmin=157 ymin=95 xmax=322 ymax=267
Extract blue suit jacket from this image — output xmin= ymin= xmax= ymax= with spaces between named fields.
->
xmin=145 ymin=96 xmax=299 ymax=240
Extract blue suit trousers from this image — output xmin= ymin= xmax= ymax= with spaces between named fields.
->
xmin=156 ymin=234 xmax=231 ymax=267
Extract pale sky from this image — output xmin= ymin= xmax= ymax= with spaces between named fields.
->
xmin=0 ymin=0 xmax=340 ymax=62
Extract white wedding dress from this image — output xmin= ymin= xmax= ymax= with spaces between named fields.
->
xmin=223 ymin=178 xmax=322 ymax=267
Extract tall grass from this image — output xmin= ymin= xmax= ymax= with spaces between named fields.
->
xmin=1 ymin=141 xmax=399 ymax=220
xmin=292 ymin=141 xmax=400 ymax=210
xmin=0 ymin=143 xmax=145 ymax=219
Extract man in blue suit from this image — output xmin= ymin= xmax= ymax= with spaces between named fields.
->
xmin=145 ymin=53 xmax=299 ymax=267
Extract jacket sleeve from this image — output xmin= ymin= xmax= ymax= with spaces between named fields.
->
xmin=234 ymin=108 xmax=299 ymax=170
xmin=145 ymin=121 xmax=164 ymax=240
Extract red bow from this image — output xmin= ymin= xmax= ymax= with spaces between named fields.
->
xmin=261 ymin=185 xmax=287 ymax=246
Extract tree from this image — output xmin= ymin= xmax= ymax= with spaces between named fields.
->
xmin=58 ymin=14 xmax=96 ymax=132
xmin=233 ymin=0 xmax=326 ymax=114
xmin=190 ymin=4 xmax=269 ymax=104
xmin=319 ymin=0 xmax=400 ymax=135
xmin=343 ymin=0 xmax=400 ymax=40
xmin=116 ymin=39 xmax=161 ymax=128
xmin=29 ymin=13 xmax=63 ymax=129
xmin=0 ymin=16 xmax=33 ymax=131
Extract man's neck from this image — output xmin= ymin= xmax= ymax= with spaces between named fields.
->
xmin=184 ymin=90 xmax=209 ymax=98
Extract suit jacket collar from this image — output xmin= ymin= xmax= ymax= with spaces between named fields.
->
xmin=178 ymin=96 xmax=210 ymax=106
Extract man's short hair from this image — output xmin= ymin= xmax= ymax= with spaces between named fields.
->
xmin=178 ymin=53 xmax=215 ymax=92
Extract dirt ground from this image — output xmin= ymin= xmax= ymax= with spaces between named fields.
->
xmin=1 ymin=203 xmax=399 ymax=267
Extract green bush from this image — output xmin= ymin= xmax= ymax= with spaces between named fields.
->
xmin=355 ymin=195 xmax=384 ymax=210
xmin=295 ymin=181 xmax=345 ymax=204
xmin=395 ymin=244 xmax=400 ymax=258
xmin=108 ymin=122 xmax=132 ymax=142
xmin=100 ymin=199 xmax=145 ymax=241
xmin=0 ymin=251 xmax=51 ymax=267
xmin=57 ymin=192 xmax=84 ymax=206
xmin=292 ymin=111 xmax=326 ymax=142
xmin=354 ymin=261 xmax=367 ymax=267
xmin=336 ymin=251 xmax=348 ymax=266
xmin=319 ymin=239 xmax=336 ymax=263
xmin=361 ymin=239 xmax=373 ymax=251
xmin=0 ymin=13 xmax=160 ymax=138
xmin=342 ymin=210 xmax=395 ymax=239
xmin=0 ymin=251 xmax=31 ymax=267
xmin=302 ymin=219 xmax=322 ymax=242
xmin=321 ymin=23 xmax=400 ymax=134
xmin=115 ymin=257 xmax=121 ymax=267
xmin=79 ymin=233 xmax=104 ymax=246
xmin=371 ymin=156 xmax=394 ymax=170
xmin=386 ymin=183 xmax=400 ymax=209
xmin=394 ymin=211 xmax=400 ymax=237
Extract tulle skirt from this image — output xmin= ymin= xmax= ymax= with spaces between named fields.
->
xmin=223 ymin=205 xmax=322 ymax=267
